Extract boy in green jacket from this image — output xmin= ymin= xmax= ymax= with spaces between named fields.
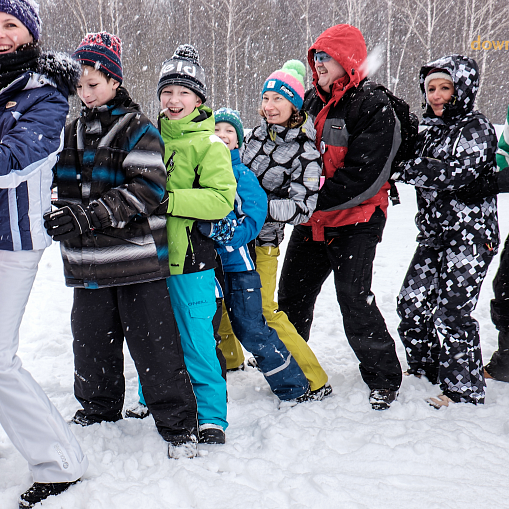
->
xmin=143 ymin=44 xmax=236 ymax=444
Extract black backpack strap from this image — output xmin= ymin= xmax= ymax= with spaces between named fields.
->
xmin=345 ymin=81 xmax=381 ymax=130
xmin=346 ymin=82 xmax=401 ymax=206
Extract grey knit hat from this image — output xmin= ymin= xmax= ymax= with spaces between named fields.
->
xmin=157 ymin=44 xmax=207 ymax=102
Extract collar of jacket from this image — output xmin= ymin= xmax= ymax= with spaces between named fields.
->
xmin=158 ymin=104 xmax=214 ymax=139
xmin=79 ymin=87 xmax=139 ymax=135
xmin=254 ymin=112 xmax=312 ymax=145
xmin=312 ymin=76 xmax=361 ymax=153
xmin=230 ymin=147 xmax=241 ymax=165
xmin=0 ymin=50 xmax=81 ymax=105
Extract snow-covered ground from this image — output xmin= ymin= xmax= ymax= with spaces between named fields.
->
xmin=2 ymin=184 xmax=509 ymax=509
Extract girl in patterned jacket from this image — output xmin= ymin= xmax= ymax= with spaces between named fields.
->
xmin=240 ymin=60 xmax=331 ymax=398
xmin=395 ymin=54 xmax=499 ymax=407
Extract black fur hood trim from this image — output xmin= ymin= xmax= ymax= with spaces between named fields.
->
xmin=37 ymin=51 xmax=81 ymax=97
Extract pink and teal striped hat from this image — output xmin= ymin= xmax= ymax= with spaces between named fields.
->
xmin=261 ymin=60 xmax=306 ymax=110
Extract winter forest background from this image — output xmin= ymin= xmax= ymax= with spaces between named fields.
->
xmin=41 ymin=0 xmax=509 ymax=126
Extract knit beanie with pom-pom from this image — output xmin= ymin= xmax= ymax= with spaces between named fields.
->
xmin=157 ymin=43 xmax=207 ymax=102
xmin=261 ymin=60 xmax=306 ymax=110
xmin=72 ymin=32 xmax=123 ymax=83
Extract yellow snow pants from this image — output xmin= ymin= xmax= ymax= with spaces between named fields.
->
xmin=218 ymin=245 xmax=328 ymax=391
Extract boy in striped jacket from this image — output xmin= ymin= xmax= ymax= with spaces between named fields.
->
xmin=44 ymin=32 xmax=199 ymax=459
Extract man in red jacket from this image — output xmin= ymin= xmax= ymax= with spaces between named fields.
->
xmin=278 ymin=24 xmax=402 ymax=410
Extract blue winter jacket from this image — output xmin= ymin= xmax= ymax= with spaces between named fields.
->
xmin=0 ymin=52 xmax=79 ymax=252
xmin=216 ymin=149 xmax=267 ymax=272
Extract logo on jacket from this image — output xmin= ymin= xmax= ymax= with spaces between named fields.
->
xmin=166 ymin=150 xmax=176 ymax=176
xmin=6 ymin=101 xmax=16 ymax=109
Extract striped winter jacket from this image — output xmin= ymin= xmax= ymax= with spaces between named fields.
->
xmin=241 ymin=114 xmax=321 ymax=247
xmin=0 ymin=52 xmax=80 ymax=252
xmin=53 ymin=88 xmax=170 ymax=288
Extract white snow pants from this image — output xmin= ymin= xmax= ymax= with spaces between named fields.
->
xmin=0 ymin=249 xmax=88 ymax=483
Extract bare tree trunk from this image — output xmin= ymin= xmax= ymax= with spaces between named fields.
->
xmin=62 ymin=0 xmax=89 ymax=35
xmin=211 ymin=6 xmax=216 ymax=107
xmin=386 ymin=0 xmax=392 ymax=86
xmin=478 ymin=0 xmax=494 ymax=104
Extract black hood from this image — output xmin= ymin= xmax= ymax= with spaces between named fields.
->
xmin=37 ymin=51 xmax=81 ymax=98
xmin=420 ymin=54 xmax=479 ymax=121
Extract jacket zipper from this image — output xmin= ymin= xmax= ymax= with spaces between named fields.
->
xmin=186 ymin=226 xmax=195 ymax=265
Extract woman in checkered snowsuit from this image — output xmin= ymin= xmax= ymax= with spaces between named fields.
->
xmin=395 ymin=55 xmax=499 ymax=405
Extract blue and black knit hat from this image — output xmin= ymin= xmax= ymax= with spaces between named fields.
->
xmin=157 ymin=44 xmax=207 ymax=103
xmin=72 ymin=32 xmax=123 ymax=84
xmin=214 ymin=108 xmax=244 ymax=148
xmin=0 ymin=0 xmax=41 ymax=42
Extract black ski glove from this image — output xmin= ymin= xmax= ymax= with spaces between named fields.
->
xmin=44 ymin=200 xmax=110 ymax=241
xmin=454 ymin=172 xmax=499 ymax=205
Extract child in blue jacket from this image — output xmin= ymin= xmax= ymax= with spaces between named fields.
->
xmin=198 ymin=108 xmax=309 ymax=401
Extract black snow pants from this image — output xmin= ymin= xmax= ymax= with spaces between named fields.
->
xmin=71 ymin=279 xmax=198 ymax=441
xmin=485 ymin=234 xmax=509 ymax=381
xmin=278 ymin=212 xmax=402 ymax=391
xmin=397 ymin=242 xmax=493 ymax=403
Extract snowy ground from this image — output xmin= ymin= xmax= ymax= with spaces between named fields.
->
xmin=2 ymin=184 xmax=509 ymax=508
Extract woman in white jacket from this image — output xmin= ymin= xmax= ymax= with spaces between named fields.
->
xmin=0 ymin=1 xmax=88 ymax=506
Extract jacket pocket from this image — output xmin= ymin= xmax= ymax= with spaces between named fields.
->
xmin=188 ymin=301 xmax=217 ymax=320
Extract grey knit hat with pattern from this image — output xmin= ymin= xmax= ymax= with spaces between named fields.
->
xmin=157 ymin=44 xmax=207 ymax=102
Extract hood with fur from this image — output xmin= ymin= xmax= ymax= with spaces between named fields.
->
xmin=37 ymin=51 xmax=81 ymax=97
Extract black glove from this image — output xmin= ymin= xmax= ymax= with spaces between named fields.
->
xmin=44 ymin=200 xmax=109 ymax=241
xmin=454 ymin=172 xmax=499 ymax=205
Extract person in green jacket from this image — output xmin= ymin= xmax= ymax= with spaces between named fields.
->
xmin=137 ymin=44 xmax=236 ymax=444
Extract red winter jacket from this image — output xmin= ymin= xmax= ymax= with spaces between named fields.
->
xmin=303 ymin=24 xmax=399 ymax=241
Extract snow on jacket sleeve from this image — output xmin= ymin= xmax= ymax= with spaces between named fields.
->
xmin=0 ymin=87 xmax=67 ymax=189
xmin=169 ymin=136 xmax=236 ymax=220
xmin=316 ymin=89 xmax=396 ymax=211
xmin=266 ymin=138 xmax=321 ymax=225
xmin=401 ymin=116 xmax=497 ymax=191
xmin=224 ymin=161 xmax=267 ymax=250
xmin=98 ymin=122 xmax=167 ymax=227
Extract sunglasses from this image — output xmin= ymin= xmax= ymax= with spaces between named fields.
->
xmin=314 ymin=51 xmax=332 ymax=63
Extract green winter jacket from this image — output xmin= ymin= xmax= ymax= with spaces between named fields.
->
xmin=159 ymin=105 xmax=236 ymax=275
xmin=497 ymin=104 xmax=509 ymax=170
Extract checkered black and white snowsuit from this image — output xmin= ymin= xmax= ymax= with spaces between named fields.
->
xmin=396 ymin=55 xmax=499 ymax=404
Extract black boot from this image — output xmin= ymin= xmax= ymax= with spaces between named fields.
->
xmin=199 ymin=424 xmax=225 ymax=444
xmin=369 ymin=389 xmax=398 ymax=410
xmin=485 ymin=329 xmax=509 ymax=382
xmin=19 ymin=480 xmax=79 ymax=508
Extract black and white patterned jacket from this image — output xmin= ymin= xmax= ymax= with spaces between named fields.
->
xmin=241 ymin=114 xmax=321 ymax=247
xmin=399 ymin=54 xmax=499 ymax=249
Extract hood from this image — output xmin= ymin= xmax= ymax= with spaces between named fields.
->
xmin=37 ymin=51 xmax=81 ymax=98
xmin=308 ymin=24 xmax=367 ymax=102
xmin=420 ymin=54 xmax=479 ymax=120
